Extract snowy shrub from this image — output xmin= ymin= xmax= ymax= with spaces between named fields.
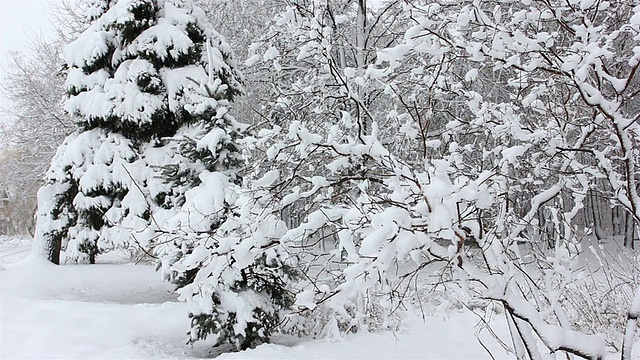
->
xmin=141 ymin=70 xmax=298 ymax=350
xmin=185 ymin=251 xmax=298 ymax=350
xmin=155 ymin=172 xmax=299 ymax=350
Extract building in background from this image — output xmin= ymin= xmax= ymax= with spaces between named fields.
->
xmin=0 ymin=189 xmax=14 ymax=235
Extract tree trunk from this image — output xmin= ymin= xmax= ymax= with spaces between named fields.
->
xmin=355 ymin=0 xmax=370 ymax=135
xmin=31 ymin=219 xmax=62 ymax=265
xmin=45 ymin=235 xmax=62 ymax=265
xmin=613 ymin=205 xmax=623 ymax=237
xmin=622 ymin=287 xmax=640 ymax=360
xmin=589 ymin=190 xmax=602 ymax=240
xmin=623 ymin=212 xmax=635 ymax=249
xmin=355 ymin=0 xmax=366 ymax=69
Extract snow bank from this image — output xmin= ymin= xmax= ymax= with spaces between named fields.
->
xmin=1 ymin=249 xmax=516 ymax=359
xmin=218 ymin=313 xmax=513 ymax=360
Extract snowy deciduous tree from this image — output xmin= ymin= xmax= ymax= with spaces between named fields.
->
xmin=193 ymin=0 xmax=288 ymax=127
xmin=241 ymin=0 xmax=419 ymax=336
xmin=239 ymin=0 xmax=639 ymax=357
xmin=0 ymin=1 xmax=94 ymax=237
xmin=0 ymin=35 xmax=75 ymax=235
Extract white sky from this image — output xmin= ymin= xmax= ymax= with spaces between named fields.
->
xmin=0 ymin=0 xmax=58 ymax=65
xmin=0 ymin=0 xmax=58 ymax=129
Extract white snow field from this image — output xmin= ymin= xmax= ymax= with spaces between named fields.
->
xmin=0 ymin=237 xmax=635 ymax=359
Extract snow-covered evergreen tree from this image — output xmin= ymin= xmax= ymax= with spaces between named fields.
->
xmin=32 ymin=0 xmax=240 ymax=264
xmin=33 ymin=0 xmax=296 ymax=351
xmin=151 ymin=83 xmax=298 ymax=350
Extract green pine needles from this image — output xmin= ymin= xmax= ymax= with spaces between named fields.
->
xmin=186 ymin=253 xmax=298 ymax=351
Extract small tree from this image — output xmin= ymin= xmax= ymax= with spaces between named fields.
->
xmin=151 ymin=81 xmax=298 ymax=350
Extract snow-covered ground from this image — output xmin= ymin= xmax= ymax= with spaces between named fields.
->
xmin=0 ymin=236 xmax=32 ymax=265
xmin=0 ymin=237 xmax=635 ymax=359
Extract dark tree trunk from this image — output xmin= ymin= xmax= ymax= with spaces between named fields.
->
xmin=623 ymin=212 xmax=635 ymax=249
xmin=590 ymin=190 xmax=605 ymax=241
xmin=613 ymin=206 xmax=623 ymax=237
xmin=46 ymin=236 xmax=62 ymax=265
